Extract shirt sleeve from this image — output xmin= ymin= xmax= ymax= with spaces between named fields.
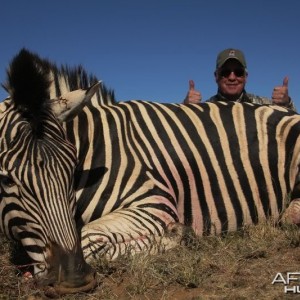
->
xmin=246 ymin=94 xmax=297 ymax=112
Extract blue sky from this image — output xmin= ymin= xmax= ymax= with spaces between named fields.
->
xmin=1 ymin=0 xmax=300 ymax=109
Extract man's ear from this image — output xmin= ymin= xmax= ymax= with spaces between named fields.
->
xmin=244 ymin=70 xmax=248 ymax=82
xmin=214 ymin=70 xmax=218 ymax=82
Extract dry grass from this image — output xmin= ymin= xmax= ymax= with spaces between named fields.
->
xmin=1 ymin=222 xmax=300 ymax=299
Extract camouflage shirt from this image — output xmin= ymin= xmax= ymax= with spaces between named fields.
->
xmin=206 ymin=90 xmax=296 ymax=112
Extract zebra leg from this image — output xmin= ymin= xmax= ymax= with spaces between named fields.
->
xmin=281 ymin=199 xmax=300 ymax=225
xmin=80 ymin=208 xmax=184 ymax=262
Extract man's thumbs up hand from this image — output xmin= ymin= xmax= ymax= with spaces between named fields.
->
xmin=183 ymin=80 xmax=202 ymax=104
xmin=272 ymin=76 xmax=290 ymax=106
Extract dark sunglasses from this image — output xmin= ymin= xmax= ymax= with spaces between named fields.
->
xmin=218 ymin=68 xmax=246 ymax=78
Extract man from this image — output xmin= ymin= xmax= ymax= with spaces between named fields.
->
xmin=184 ymin=48 xmax=296 ymax=111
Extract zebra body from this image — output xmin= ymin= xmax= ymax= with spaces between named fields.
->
xmin=1 ymin=49 xmax=300 ymax=294
xmin=65 ymin=99 xmax=300 ymax=261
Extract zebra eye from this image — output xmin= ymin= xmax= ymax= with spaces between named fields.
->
xmin=0 ymin=175 xmax=16 ymax=188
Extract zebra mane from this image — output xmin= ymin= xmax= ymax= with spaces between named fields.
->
xmin=2 ymin=48 xmax=116 ymax=108
xmin=2 ymin=48 xmax=116 ymax=137
xmin=49 ymin=64 xmax=116 ymax=105
xmin=3 ymin=49 xmax=53 ymax=138
xmin=4 ymin=48 xmax=52 ymax=117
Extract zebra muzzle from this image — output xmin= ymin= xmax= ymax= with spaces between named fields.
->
xmin=40 ymin=243 xmax=98 ymax=295
xmin=50 ymin=270 xmax=97 ymax=296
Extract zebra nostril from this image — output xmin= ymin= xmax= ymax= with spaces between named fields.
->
xmin=36 ymin=263 xmax=46 ymax=271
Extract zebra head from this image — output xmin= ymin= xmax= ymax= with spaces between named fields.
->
xmin=0 ymin=49 xmax=98 ymax=294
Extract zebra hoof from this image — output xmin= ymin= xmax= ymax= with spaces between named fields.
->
xmin=282 ymin=199 xmax=300 ymax=225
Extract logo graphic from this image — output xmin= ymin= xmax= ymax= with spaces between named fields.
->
xmin=272 ymin=272 xmax=300 ymax=294
xmin=228 ymin=50 xmax=236 ymax=57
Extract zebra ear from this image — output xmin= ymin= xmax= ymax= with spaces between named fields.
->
xmin=50 ymin=81 xmax=101 ymax=122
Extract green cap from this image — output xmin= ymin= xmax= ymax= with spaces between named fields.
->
xmin=216 ymin=48 xmax=247 ymax=69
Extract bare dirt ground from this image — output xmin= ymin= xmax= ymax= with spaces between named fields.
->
xmin=1 ymin=222 xmax=300 ymax=299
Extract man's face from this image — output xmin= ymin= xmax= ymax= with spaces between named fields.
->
xmin=215 ymin=59 xmax=248 ymax=100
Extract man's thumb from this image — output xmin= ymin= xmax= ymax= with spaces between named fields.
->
xmin=283 ymin=76 xmax=289 ymax=87
xmin=189 ymin=80 xmax=195 ymax=91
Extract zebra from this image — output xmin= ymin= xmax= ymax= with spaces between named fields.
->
xmin=0 ymin=49 xmax=114 ymax=294
xmin=1 ymin=49 xmax=300 ymax=295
